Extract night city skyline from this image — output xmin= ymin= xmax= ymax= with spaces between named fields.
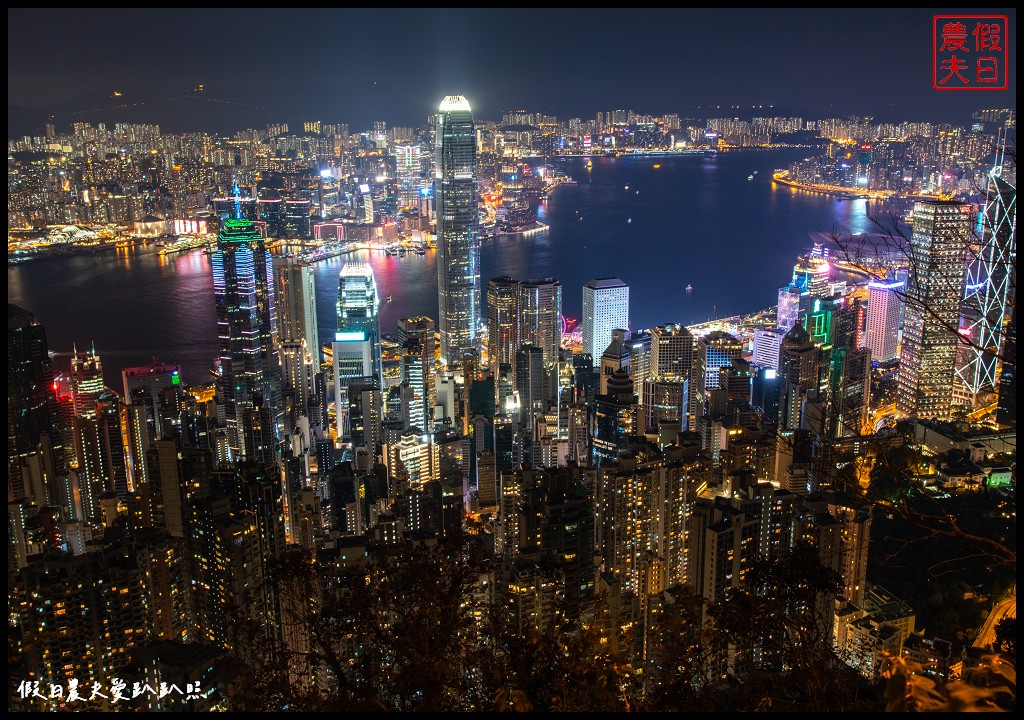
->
xmin=7 ymin=7 xmax=1016 ymax=714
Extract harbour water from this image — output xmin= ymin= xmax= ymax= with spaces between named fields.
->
xmin=8 ymin=148 xmax=882 ymax=387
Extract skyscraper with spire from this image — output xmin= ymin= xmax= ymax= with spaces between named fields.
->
xmin=211 ymin=217 xmax=282 ymax=463
xmin=435 ymin=95 xmax=480 ymax=367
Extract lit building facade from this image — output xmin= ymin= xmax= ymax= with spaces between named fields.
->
xmin=435 ymin=96 xmax=480 ymax=367
xmin=583 ymin=278 xmax=629 ymax=369
xmin=897 ymin=201 xmax=971 ymax=419
xmin=334 ymin=263 xmax=382 ymax=442
xmin=211 ymin=218 xmax=282 ymax=463
xmin=862 ymin=282 xmax=903 ymax=363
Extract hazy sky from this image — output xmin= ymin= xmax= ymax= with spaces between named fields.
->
xmin=8 ymin=8 xmax=1016 ymax=129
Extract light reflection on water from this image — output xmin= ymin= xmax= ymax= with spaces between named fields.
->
xmin=8 ymin=149 xmax=882 ymax=386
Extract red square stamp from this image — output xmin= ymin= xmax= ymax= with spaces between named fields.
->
xmin=934 ymin=15 xmax=1009 ymax=90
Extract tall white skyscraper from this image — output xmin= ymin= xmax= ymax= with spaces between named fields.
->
xmin=583 ymin=278 xmax=629 ymax=368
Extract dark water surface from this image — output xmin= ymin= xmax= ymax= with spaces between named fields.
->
xmin=8 ymin=149 xmax=878 ymax=387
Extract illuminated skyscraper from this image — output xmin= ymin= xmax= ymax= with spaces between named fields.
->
xmin=211 ymin=218 xmax=282 ymax=462
xmin=394 ymin=144 xmax=424 ymax=210
xmin=273 ymin=257 xmax=320 ymax=364
xmin=435 ymin=95 xmax=480 ymax=367
xmin=692 ymin=331 xmax=743 ymax=446
xmin=334 ymin=263 xmax=382 ymax=441
xmin=273 ymin=257 xmax=320 ymax=429
xmin=583 ymin=278 xmax=629 ymax=369
xmin=71 ymin=346 xmax=104 ymax=420
xmin=518 ymin=278 xmax=563 ymax=366
xmin=897 ymin=201 xmax=971 ymax=419
xmin=642 ymin=323 xmax=693 ymax=435
xmin=862 ymin=282 xmax=903 ymax=363
xmin=777 ymin=284 xmax=806 ymax=332
xmin=957 ymin=170 xmax=1016 ymax=398
xmin=487 ymin=277 xmax=519 ymax=369
xmin=397 ymin=316 xmax=437 ymax=429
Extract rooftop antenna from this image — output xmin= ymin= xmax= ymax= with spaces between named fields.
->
xmin=232 ymin=177 xmax=242 ymax=219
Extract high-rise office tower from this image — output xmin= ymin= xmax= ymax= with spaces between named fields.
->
xmin=71 ymin=346 xmax=104 ymax=420
xmin=435 ymin=95 xmax=480 ymax=367
xmin=8 ymin=305 xmax=65 ymax=504
xmin=515 ymin=345 xmax=547 ymax=426
xmin=592 ymin=368 xmax=637 ymax=466
xmin=334 ymin=263 xmax=383 ymax=441
xmin=397 ymin=316 xmax=437 ymax=428
xmin=583 ymin=278 xmax=629 ymax=368
xmin=518 ymin=278 xmax=562 ymax=366
xmin=777 ymin=284 xmax=806 ymax=332
xmin=394 ymin=144 xmax=424 ymax=210
xmin=897 ymin=201 xmax=971 ymax=419
xmin=95 ymin=391 xmax=129 ymax=497
xmin=650 ymin=323 xmax=693 ymax=380
xmin=487 ymin=276 xmax=519 ymax=370
xmin=862 ymin=282 xmax=903 ymax=363
xmin=400 ymin=340 xmax=429 ymax=432
xmin=211 ymin=218 xmax=282 ymax=462
xmin=792 ymin=245 xmax=832 ymax=298
xmin=692 ymin=331 xmax=743 ymax=446
xmin=957 ymin=171 xmax=1016 ymax=397
xmin=777 ymin=324 xmax=821 ymax=433
xmin=753 ymin=327 xmax=786 ymax=370
xmin=273 ymin=257 xmax=320 ymax=366
xmin=274 ymin=258 xmax=320 ymax=437
xmin=642 ymin=323 xmax=693 ymax=435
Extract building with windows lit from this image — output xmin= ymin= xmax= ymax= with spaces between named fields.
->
xmin=211 ymin=218 xmax=282 ymax=463
xmin=583 ymin=278 xmax=629 ymax=368
xmin=8 ymin=305 xmax=66 ymax=506
xmin=333 ymin=263 xmax=382 ymax=442
xmin=518 ymin=278 xmax=562 ymax=366
xmin=753 ymin=327 xmax=786 ymax=370
xmin=487 ymin=276 xmax=520 ymax=370
xmin=862 ymin=282 xmax=903 ymax=363
xmin=394 ymin=144 xmax=424 ymax=210
xmin=897 ymin=201 xmax=971 ymax=419
xmin=692 ymin=331 xmax=743 ymax=446
xmin=435 ymin=96 xmax=480 ymax=367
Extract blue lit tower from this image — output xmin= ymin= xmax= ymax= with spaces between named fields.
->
xmin=334 ymin=262 xmax=383 ymax=441
xmin=956 ymin=149 xmax=1016 ymax=400
xmin=211 ymin=217 xmax=282 ymax=463
xmin=435 ymin=95 xmax=480 ymax=367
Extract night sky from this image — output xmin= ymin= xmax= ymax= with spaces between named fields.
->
xmin=7 ymin=8 xmax=1017 ymax=133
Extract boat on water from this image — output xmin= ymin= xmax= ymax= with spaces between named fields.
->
xmin=747 ymin=175 xmax=754 ymax=181
xmin=686 ymin=284 xmax=693 ymax=293
xmin=586 ymin=160 xmax=593 ymax=170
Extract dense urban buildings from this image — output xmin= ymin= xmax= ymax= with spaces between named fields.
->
xmin=6 ymin=71 xmax=1016 ymax=712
